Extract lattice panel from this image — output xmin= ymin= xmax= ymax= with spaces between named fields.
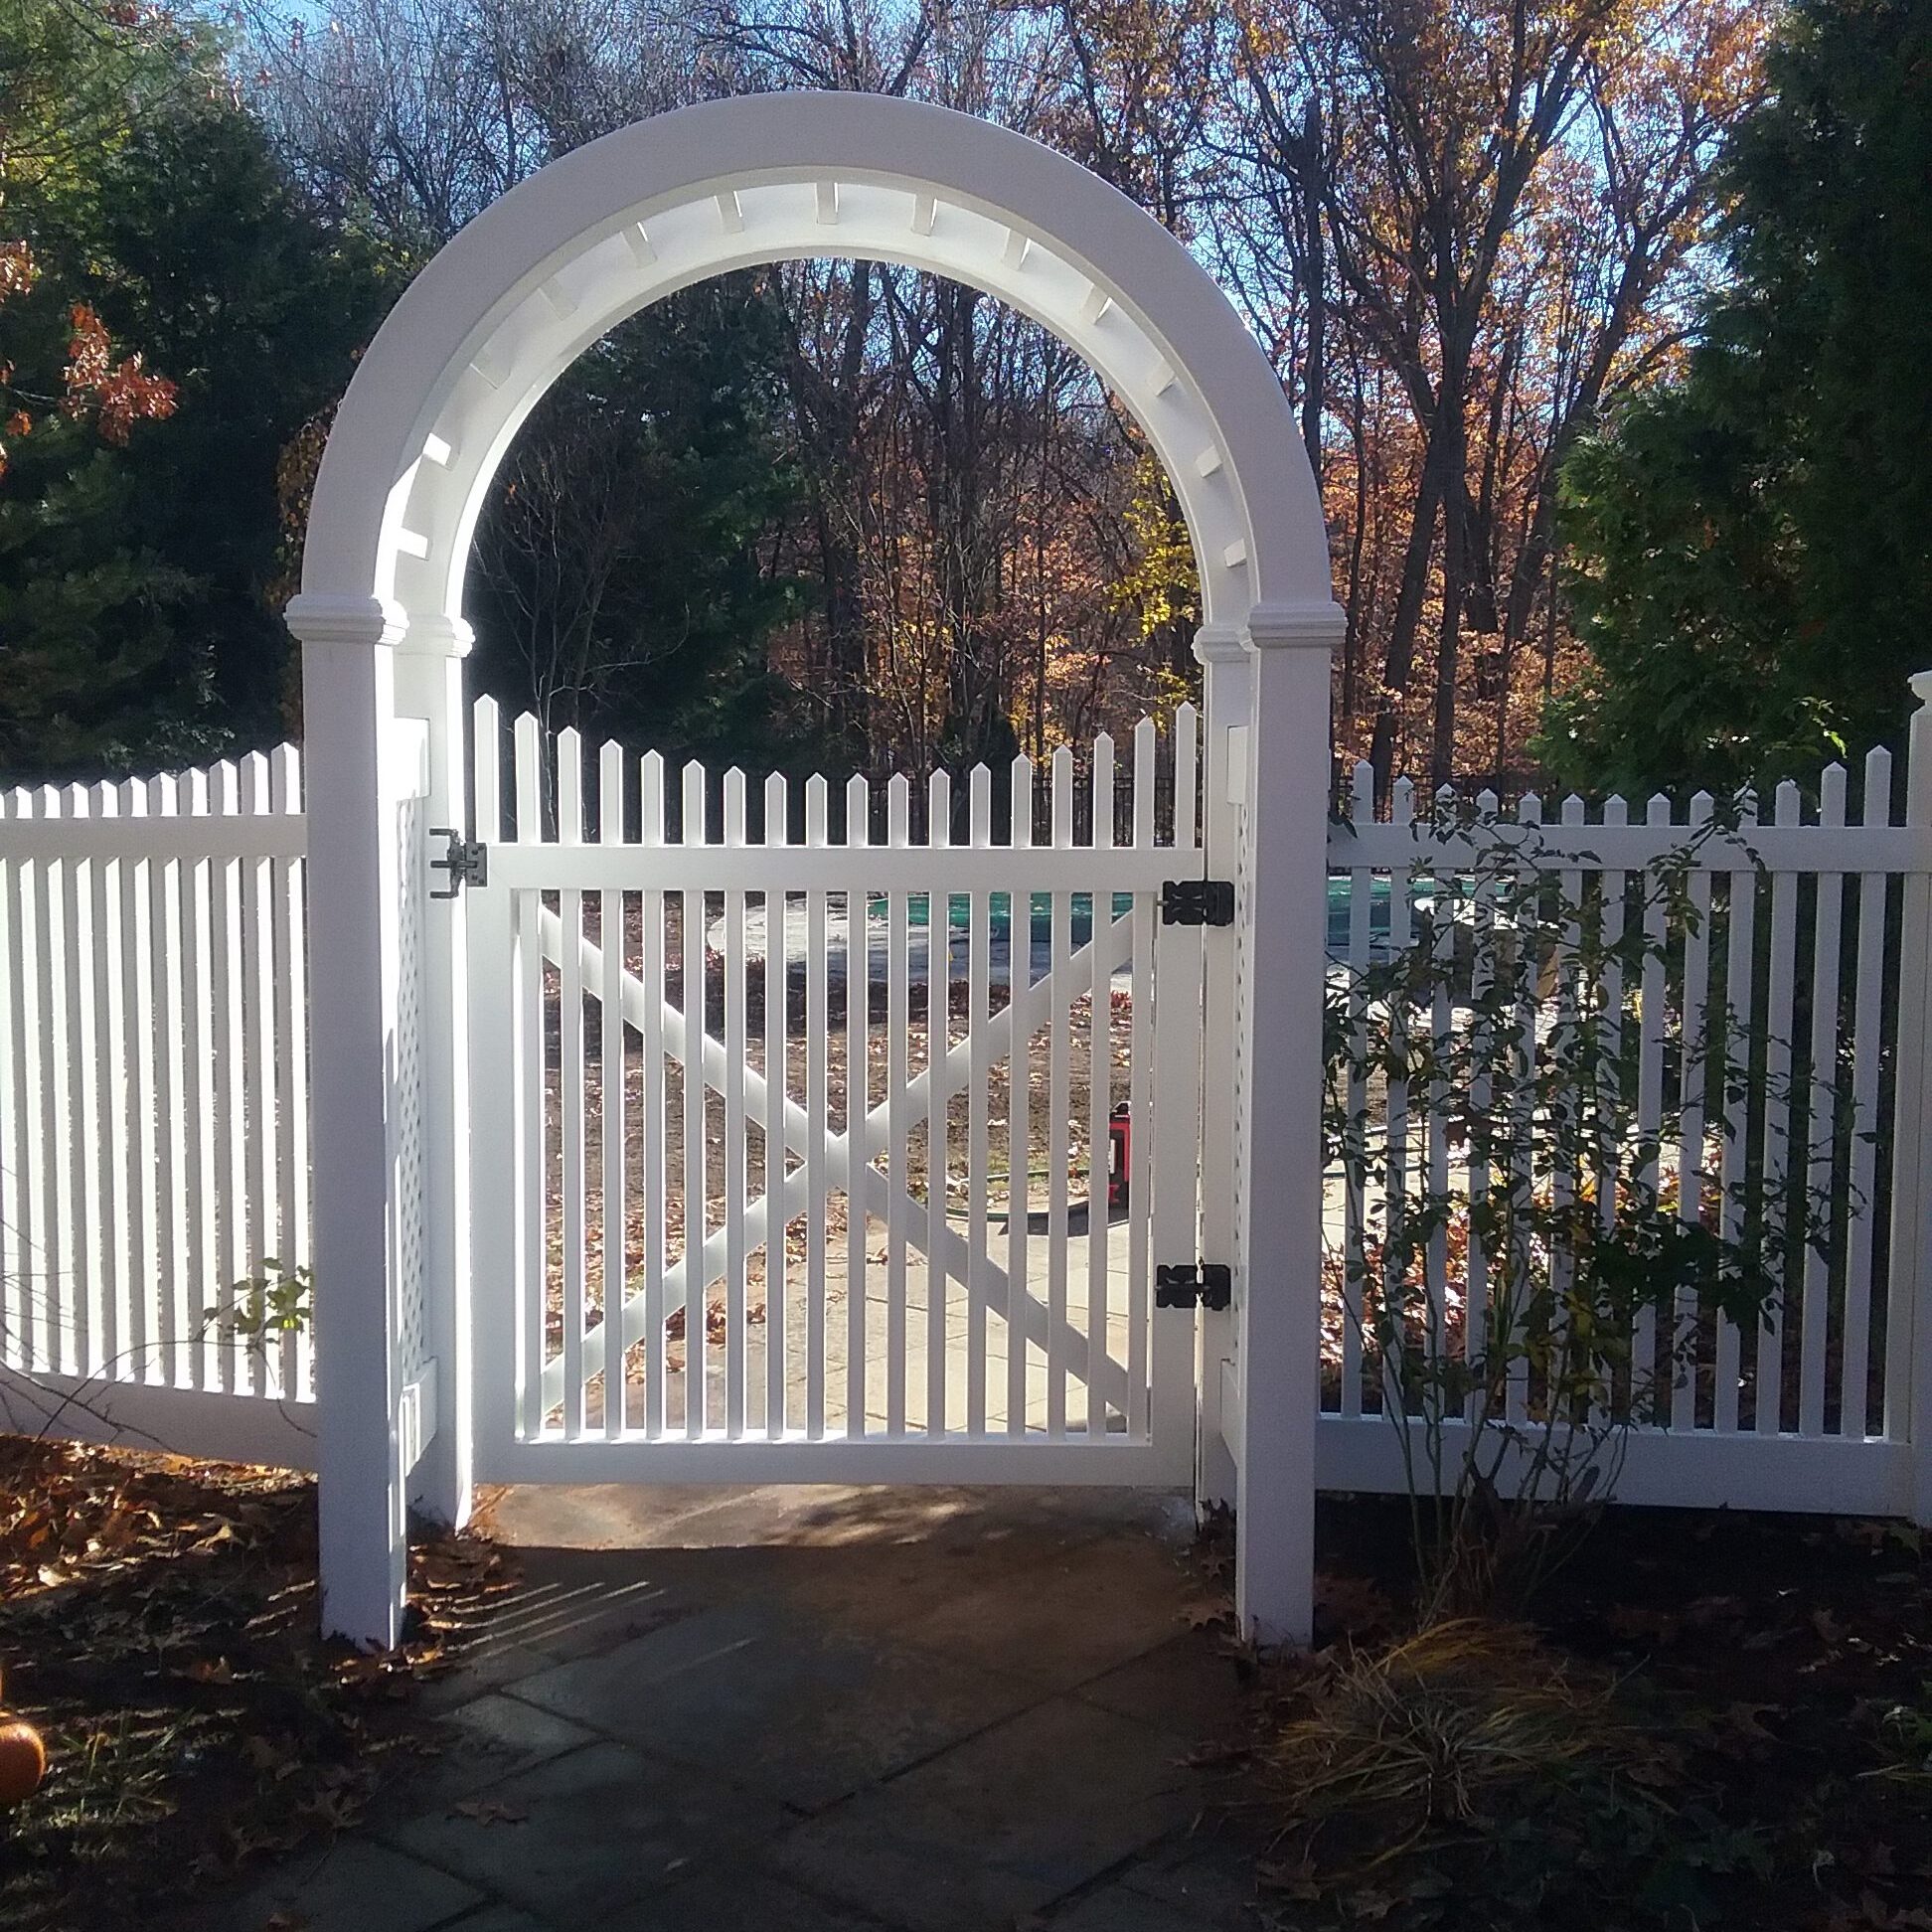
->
xmin=392 ymin=793 xmax=429 ymax=1380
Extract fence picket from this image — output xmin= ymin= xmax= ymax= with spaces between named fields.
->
xmin=558 ymin=732 xmax=586 ymax=1437
xmin=1675 ymin=792 xmax=1714 ymax=1432
xmin=599 ymin=739 xmax=627 ymax=1437
xmin=641 ymin=752 xmax=669 ymax=1437
xmin=1758 ymin=781 xmax=1803 ymax=1435
xmin=1801 ymin=767 xmax=1848 ymax=1438
xmin=1046 ymin=749 xmax=1073 ymax=1438
xmin=886 ymin=775 xmax=910 ymax=1436
xmin=927 ymin=767 xmax=953 ymax=1437
xmin=682 ymin=758 xmax=709 ymax=1438
xmin=762 ymin=770 xmax=789 ymax=1439
xmin=805 ymin=773 xmax=829 ymax=1438
xmin=968 ymin=763 xmax=994 ymax=1436
xmin=843 ymin=771 xmax=868 ymax=1439
xmin=1635 ymin=795 xmax=1671 ymax=1411
xmin=1007 ymin=757 xmax=1034 ymax=1437
xmin=1843 ymin=749 xmax=1890 ymax=1436
xmin=1715 ymin=790 xmax=1759 ymax=1434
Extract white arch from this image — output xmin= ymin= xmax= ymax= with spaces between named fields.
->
xmin=288 ymin=92 xmax=1342 ymax=1654
xmin=294 ymin=89 xmax=1333 ymax=635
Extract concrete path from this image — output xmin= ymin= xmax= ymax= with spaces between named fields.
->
xmin=222 ymin=1485 xmax=1263 ymax=1932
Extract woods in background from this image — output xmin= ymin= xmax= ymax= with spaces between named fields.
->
xmin=1 ymin=0 xmax=1922 ymax=802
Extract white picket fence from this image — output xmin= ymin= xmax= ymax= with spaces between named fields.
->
xmin=1318 ymin=751 xmax=1926 ymax=1516
xmin=2 ymin=712 xmax=1930 ymax=1519
xmin=0 ymin=756 xmax=316 ymax=1466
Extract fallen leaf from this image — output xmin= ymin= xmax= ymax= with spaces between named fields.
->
xmin=452 ymin=1797 xmax=529 ymax=1826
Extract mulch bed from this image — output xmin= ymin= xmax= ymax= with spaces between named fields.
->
xmin=0 ymin=1436 xmax=518 ymax=1932
xmin=1283 ymin=1496 xmax=1932 ymax=1930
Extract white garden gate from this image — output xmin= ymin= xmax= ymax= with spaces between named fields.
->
xmin=285 ymin=90 xmax=1343 ymax=1649
xmin=467 ymin=704 xmax=1208 ymax=1485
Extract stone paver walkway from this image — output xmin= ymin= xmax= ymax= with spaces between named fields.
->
xmin=219 ymin=1485 xmax=1262 ymax=1932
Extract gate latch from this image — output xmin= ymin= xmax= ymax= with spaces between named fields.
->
xmin=1156 ymin=1262 xmax=1232 ymax=1311
xmin=1160 ymin=879 xmax=1234 ymax=926
xmin=429 ymin=827 xmax=488 ymax=899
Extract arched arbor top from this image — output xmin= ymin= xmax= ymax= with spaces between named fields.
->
xmin=291 ymin=90 xmax=1340 ymax=651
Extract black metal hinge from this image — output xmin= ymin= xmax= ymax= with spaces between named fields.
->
xmin=1160 ymin=879 xmax=1234 ymax=926
xmin=1155 ymin=1262 xmax=1232 ymax=1311
xmin=429 ymin=828 xmax=489 ymax=899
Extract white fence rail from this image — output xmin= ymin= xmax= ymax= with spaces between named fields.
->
xmin=0 ymin=754 xmax=315 ymax=1467
xmin=2 ymin=715 xmax=1930 ymax=1523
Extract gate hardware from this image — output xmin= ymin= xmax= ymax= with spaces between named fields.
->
xmin=1160 ymin=879 xmax=1234 ymax=926
xmin=429 ymin=828 xmax=489 ymax=899
xmin=1156 ymin=1262 xmax=1232 ymax=1311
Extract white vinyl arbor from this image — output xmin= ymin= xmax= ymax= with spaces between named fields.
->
xmin=287 ymin=91 xmax=1344 ymax=1650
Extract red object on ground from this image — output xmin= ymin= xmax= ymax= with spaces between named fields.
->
xmin=1107 ymin=1104 xmax=1132 ymax=1212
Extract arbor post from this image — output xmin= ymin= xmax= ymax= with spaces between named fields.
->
xmin=1232 ymin=599 xmax=1344 ymax=1646
xmin=285 ymin=590 xmax=411 ymax=1648
xmin=394 ymin=616 xmax=475 ymax=1533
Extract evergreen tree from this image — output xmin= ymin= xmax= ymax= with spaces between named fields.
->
xmin=1539 ymin=0 xmax=1932 ymax=797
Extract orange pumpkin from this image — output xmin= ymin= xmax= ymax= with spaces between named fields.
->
xmin=0 ymin=1715 xmax=46 ymax=1807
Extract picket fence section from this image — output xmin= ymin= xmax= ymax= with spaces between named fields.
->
xmin=1319 ymin=753 xmax=1925 ymax=1515
xmin=464 ymin=698 xmax=1204 ymax=1481
xmin=0 ymin=754 xmax=315 ymax=1467
xmin=1 ymin=721 xmax=1929 ymax=1517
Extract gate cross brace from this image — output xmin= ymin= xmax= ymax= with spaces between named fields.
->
xmin=535 ymin=909 xmax=1140 ymax=1419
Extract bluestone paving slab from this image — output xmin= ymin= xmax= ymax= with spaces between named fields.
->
xmin=889 ymin=1530 xmax=1195 ymax=1693
xmin=378 ymin=1739 xmax=793 ymax=1918
xmin=440 ymin=1908 xmax=553 ymax=1932
xmin=1070 ymin=1633 xmax=1247 ymax=1740
xmin=382 ymin=1690 xmax=601 ymax=1815
xmin=606 ymin=1868 xmax=906 ymax=1931
xmin=1120 ymin=1840 xmax=1266 ymax=1929
xmin=507 ymin=1596 xmax=1042 ymax=1811
xmin=224 ymin=1837 xmax=484 ymax=1932
xmin=765 ymin=1695 xmax=1198 ymax=1932
xmin=1049 ymin=1881 xmax=1231 ymax=1931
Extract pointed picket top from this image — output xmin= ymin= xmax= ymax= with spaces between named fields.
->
xmin=1049 ymin=745 xmax=1074 ymax=847
xmin=597 ymin=739 xmax=623 ymax=844
xmin=1390 ymin=775 xmax=1414 ymax=828
xmin=65 ymin=778 xmax=92 ymax=820
xmin=239 ymin=752 xmax=267 ymax=820
xmin=558 ymin=727 xmax=583 ymax=842
xmin=1820 ymin=762 xmax=1847 ymax=827
xmin=1517 ymin=790 xmax=1541 ymax=825
xmin=1861 ymin=746 xmax=1893 ymax=827
xmin=1688 ymin=789 xmax=1715 ymax=828
xmin=804 ymin=772 xmax=829 ymax=846
xmin=724 ymin=767 xmax=747 ymax=845
xmin=845 ymin=771 xmax=869 ymax=848
xmin=1561 ymin=793 xmax=1586 ymax=827
xmin=1647 ymin=792 xmax=1672 ymax=827
xmin=640 ymin=750 xmax=666 ymax=843
xmin=1092 ymin=734 xmax=1115 ymax=850
xmin=512 ymin=712 xmax=541 ymax=839
xmin=1475 ymin=788 xmax=1499 ymax=818
xmin=762 ymin=769 xmax=788 ymax=847
xmin=968 ymin=763 xmax=992 ymax=846
xmin=1009 ymin=753 xmax=1034 ymax=848
xmin=1774 ymin=776 xmax=1802 ymax=826
xmin=1132 ymin=720 xmax=1157 ymax=846
xmin=886 ymin=772 xmax=910 ymax=846
xmin=1351 ymin=761 xmax=1374 ymax=823
xmin=213 ymin=759 xmax=241 ymax=817
xmin=927 ymin=765 xmax=951 ymax=848
xmin=681 ymin=758 xmax=707 ymax=848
